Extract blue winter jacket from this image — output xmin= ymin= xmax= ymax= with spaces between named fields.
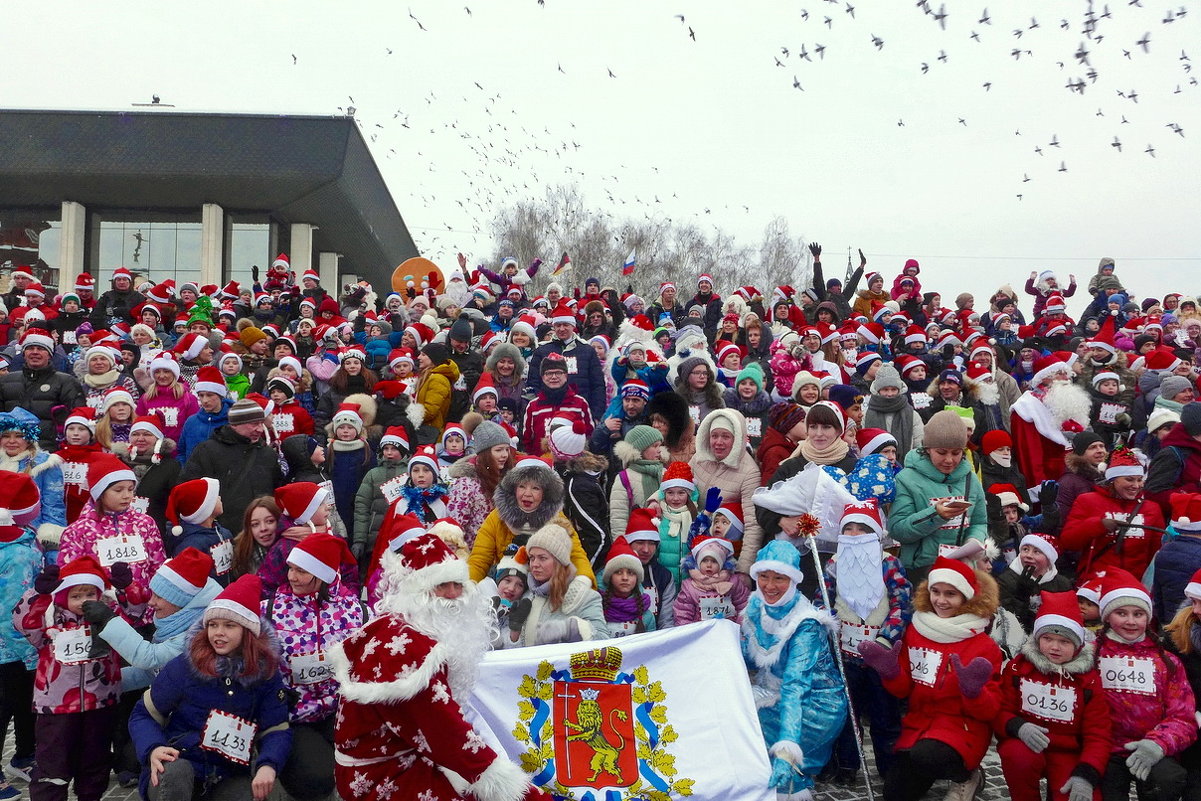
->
xmin=129 ymin=631 xmax=292 ymax=797
xmin=743 ymin=594 xmax=848 ymax=794
xmin=330 ymin=444 xmax=376 ymax=531
xmin=177 ymin=398 xmax=233 ymax=463
xmin=1152 ymin=532 xmax=1201 ymax=621
xmin=99 ymin=578 xmax=222 ymax=691
xmin=6 ymin=451 xmax=67 ymax=556
xmin=0 ymin=530 xmax=41 ymax=669
xmin=168 ymin=521 xmax=236 ymax=584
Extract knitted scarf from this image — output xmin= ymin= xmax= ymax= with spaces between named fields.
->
xmin=865 ymin=394 xmax=915 ymax=454
xmin=628 ymin=459 xmax=664 ymax=500
xmin=911 ymin=610 xmax=991 ymax=643
xmin=604 ymin=592 xmax=651 ymax=624
xmin=83 ymin=369 xmax=120 ymax=389
xmin=798 ymin=436 xmax=849 ymax=465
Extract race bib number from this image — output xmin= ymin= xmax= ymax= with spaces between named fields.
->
xmin=911 ymin=392 xmax=932 ymax=411
xmin=909 ymin=646 xmax=943 ymax=687
xmin=211 ymin=540 xmax=233 ymax=576
xmin=565 ymin=356 xmax=578 ymax=374
xmin=1098 ymin=402 xmax=1124 ymax=426
xmin=700 ymin=595 xmax=736 ymax=621
xmin=63 ymin=330 xmax=77 ymax=345
xmin=380 ymin=475 xmax=407 ymax=504
xmin=745 ymin=418 xmax=762 ymax=438
xmin=200 ymin=710 xmax=256 ymax=765
xmin=62 ymin=461 xmax=87 ymax=488
xmin=96 ymin=534 xmax=148 ymax=567
xmin=1104 ymin=513 xmax=1146 ymax=540
xmin=157 ymin=407 xmax=179 ymax=428
xmin=689 ymin=405 xmax=701 ymax=424
xmin=938 ymin=543 xmax=959 ymax=558
xmin=608 ymin=620 xmax=639 ymax=638
xmin=1099 ymin=656 xmax=1156 ymax=695
xmin=318 ymin=481 xmax=335 ymax=510
xmin=840 ymin=621 xmax=881 ymax=656
xmin=51 ymin=626 xmax=94 ymax=665
xmin=289 ymin=650 xmax=331 ymax=685
xmin=131 ymin=496 xmax=150 ymax=515
xmin=271 ymin=412 xmax=294 ymax=434
xmin=1020 ymin=679 xmax=1077 ymax=723
xmin=930 ymin=496 xmax=968 ymax=531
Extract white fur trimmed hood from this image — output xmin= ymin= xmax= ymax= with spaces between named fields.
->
xmin=695 ymin=408 xmax=748 ymax=467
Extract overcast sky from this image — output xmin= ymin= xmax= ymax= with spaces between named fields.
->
xmin=6 ymin=0 xmax=1199 ymax=315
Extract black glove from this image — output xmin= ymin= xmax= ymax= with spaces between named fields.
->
xmin=942 ymin=344 xmax=955 ymax=360
xmin=808 ymin=242 xmax=822 ymax=258
xmin=1038 ymin=480 xmax=1059 ymax=509
xmin=81 ymin=600 xmax=116 ymax=631
xmin=34 ymin=564 xmax=60 ymax=595
xmin=406 ymin=286 xmax=416 ymax=299
xmin=109 ymin=562 xmax=133 ymax=591
xmin=508 ymin=597 xmax=532 ymax=632
xmin=350 ymin=542 xmax=366 ymax=562
xmin=251 ymin=265 xmax=260 ymax=282
xmin=353 ymin=314 xmax=368 ymax=333
xmin=1016 ymin=565 xmax=1040 ymax=596
xmin=985 ymin=492 xmax=1004 ymax=523
xmin=1041 ymin=504 xmax=1062 ymax=535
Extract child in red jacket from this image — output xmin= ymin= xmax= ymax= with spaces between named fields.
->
xmin=1094 ymin=571 xmax=1195 ymax=801
xmin=996 ymin=591 xmax=1112 ymax=801
xmin=859 ymin=555 xmax=1003 ymax=801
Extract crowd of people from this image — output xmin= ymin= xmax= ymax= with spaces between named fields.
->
xmin=2 ymin=246 xmax=1201 ymax=801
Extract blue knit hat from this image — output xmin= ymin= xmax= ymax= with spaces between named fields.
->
xmin=149 ymin=547 xmax=214 ymax=609
xmin=749 ymin=540 xmax=804 ymax=584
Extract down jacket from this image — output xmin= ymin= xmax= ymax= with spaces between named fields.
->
xmin=690 ymin=408 xmax=767 ymax=574
xmin=1059 ymin=486 xmax=1166 ymax=579
xmin=413 ymin=361 xmax=460 ymax=431
xmin=0 ymin=532 xmax=41 ymax=670
xmin=353 ymin=456 xmax=409 ymax=556
xmin=0 ymin=448 xmax=67 ymax=549
xmin=888 ymin=448 xmax=988 ymax=573
xmin=1095 ymin=633 xmax=1197 ymax=758
xmin=177 ymin=425 xmax=285 ymax=532
xmin=0 ymin=366 xmax=85 ymax=449
xmin=262 ymin=582 xmax=363 ymax=724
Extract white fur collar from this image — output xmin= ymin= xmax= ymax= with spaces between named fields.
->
xmin=742 ymin=595 xmax=837 ymax=669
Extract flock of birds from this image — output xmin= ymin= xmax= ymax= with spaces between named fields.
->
xmin=274 ymin=1 xmax=1196 ymax=256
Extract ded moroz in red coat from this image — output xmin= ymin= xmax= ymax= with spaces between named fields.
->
xmin=879 ymin=572 xmax=1004 ymax=770
xmin=330 ymin=612 xmax=542 ymax=801
xmin=1009 ymin=380 xmax=1091 ymax=487
xmin=1059 ymin=485 xmax=1165 ymax=579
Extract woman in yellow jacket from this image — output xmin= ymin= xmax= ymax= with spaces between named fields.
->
xmin=411 ymin=343 xmax=460 ymax=434
xmin=467 ymin=456 xmax=596 ymax=586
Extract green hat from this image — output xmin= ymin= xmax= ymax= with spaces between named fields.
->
xmin=735 ymin=361 xmax=765 ymax=392
xmin=624 ymin=425 xmax=663 ymax=454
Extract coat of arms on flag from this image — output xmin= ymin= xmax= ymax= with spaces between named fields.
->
xmin=513 ymin=645 xmax=692 ymax=800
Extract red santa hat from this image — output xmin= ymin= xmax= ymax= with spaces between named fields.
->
xmin=1098 ymin=570 xmax=1151 ymax=619
xmin=287 ymin=532 xmax=352 ymax=585
xmin=193 ymin=366 xmax=227 ymax=396
xmin=380 ymin=425 xmax=411 ymax=453
xmin=64 ymin=406 xmax=97 ymax=433
xmin=87 ymin=455 xmax=136 ymax=504
xmin=840 ymin=499 xmax=884 ymax=536
xmin=331 ymin=402 xmax=364 ymax=434
xmin=1031 ymin=591 xmax=1086 ymax=648
xmin=386 ymin=530 xmax=467 ymax=593
xmin=1184 ymin=567 xmax=1201 ymax=601
xmin=689 ymin=533 xmax=735 ymax=567
xmin=927 ymin=555 xmax=980 ymax=600
xmin=602 ymin=536 xmax=646 ymax=585
xmin=274 ymin=482 xmax=330 ymax=526
xmin=1031 ymin=352 xmax=1073 ymax=385
xmin=145 ymin=281 xmax=176 ymax=305
xmin=856 ymin=427 xmax=896 ymax=456
xmin=1075 ymin=573 xmax=1107 ymax=605
xmin=716 ymin=342 xmax=744 ymax=365
xmin=272 ymin=253 xmax=290 ymax=271
xmin=1145 ymin=349 xmax=1182 ymax=372
xmin=712 ymin=501 xmax=744 ymax=537
xmin=384 ymin=513 xmax=426 ymax=552
xmin=301 ymin=268 xmax=321 ymax=284
xmin=472 ymin=373 xmax=499 ymax=403
xmin=965 ymin=361 xmax=991 ymax=383
xmin=1086 ymin=315 xmax=1118 ymax=354
xmin=149 ymin=548 xmax=214 ymax=608
xmin=10 ymin=264 xmax=35 ymax=281
xmin=101 ymin=387 xmax=136 ymax=414
xmin=1020 ymin=532 xmax=1059 ymax=563
xmin=55 ymin=554 xmax=110 ymax=594
xmin=990 ymin=483 xmax=1029 ymax=512
xmin=1044 ymin=293 xmax=1067 ymax=314
xmin=0 ymin=471 xmax=41 ymax=530
xmin=1170 ymin=492 xmax=1201 ymax=533
xmin=1104 ymin=447 xmax=1143 ymax=481
xmin=441 ymin=422 xmax=467 ymax=447
xmin=624 ymin=508 xmax=661 ymax=542
xmin=130 ymin=414 xmax=166 ymax=441
xmin=203 ymin=574 xmax=264 ymax=635
xmin=19 ymin=330 xmax=55 ymax=353
xmin=148 ymin=352 xmax=181 ymax=380
xmin=111 ymin=266 xmax=133 ymax=282
xmin=550 ymin=301 xmax=577 ymax=326
xmin=661 ymin=462 xmax=696 ymax=493
xmin=403 ymin=322 xmax=435 ymax=349
xmin=895 ymin=354 xmax=924 ymax=377
xmin=23 ymin=282 xmax=45 ymax=299
xmin=167 ymin=478 xmax=222 ymax=536
xmin=408 ymin=445 xmax=441 ymax=475
xmin=389 ymin=348 xmax=416 ymax=369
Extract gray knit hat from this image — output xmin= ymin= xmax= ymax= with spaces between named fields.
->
xmin=525 ymin=523 xmax=573 ymax=566
xmin=623 ymin=425 xmax=663 ymax=455
xmin=923 ymin=410 xmax=969 ymax=450
xmin=870 ymin=364 xmax=907 ymax=394
xmin=472 ymin=421 xmax=511 ymax=452
xmin=228 ymin=399 xmax=265 ymax=426
xmin=1159 ymin=375 xmax=1192 ymax=402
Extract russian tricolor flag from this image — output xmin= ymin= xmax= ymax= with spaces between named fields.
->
xmin=622 ymin=249 xmax=636 ymax=276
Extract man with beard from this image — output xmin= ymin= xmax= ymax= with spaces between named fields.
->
xmin=330 ymin=531 xmax=549 ymax=801
xmin=1010 ymin=353 xmax=1092 ymax=487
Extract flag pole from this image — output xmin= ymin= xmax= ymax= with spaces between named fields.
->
xmin=803 ymin=531 xmax=876 ymax=801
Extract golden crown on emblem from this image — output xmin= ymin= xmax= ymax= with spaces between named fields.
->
xmin=569 ymin=646 xmax=624 ymax=682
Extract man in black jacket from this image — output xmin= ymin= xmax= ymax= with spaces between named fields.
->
xmin=683 ymin=274 xmax=723 ymax=343
xmin=448 ymin=318 xmax=484 ymax=422
xmin=90 ymin=266 xmax=146 ymax=328
xmin=0 ymin=331 xmax=84 ymax=449
xmin=178 ymin=399 xmax=284 ymax=531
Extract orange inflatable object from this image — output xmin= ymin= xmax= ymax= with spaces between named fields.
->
xmin=391 ymin=258 xmax=444 ymax=294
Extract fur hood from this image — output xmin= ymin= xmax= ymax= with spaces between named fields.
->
xmin=1020 ymin=637 xmax=1095 ymax=675
xmin=612 ymin=440 xmax=667 ymax=468
xmin=564 ymin=451 xmax=608 ymax=474
xmin=447 ymin=455 xmax=481 ymax=481
xmin=493 ymin=463 xmax=566 ymax=532
xmin=695 ymin=408 xmax=749 ymax=468
xmin=913 ymin=570 xmax=1001 ymax=619
xmin=0 ymin=449 xmax=62 ymax=477
xmin=645 ymin=392 xmax=691 ymax=448
xmin=185 ymin=620 xmax=283 ymax=687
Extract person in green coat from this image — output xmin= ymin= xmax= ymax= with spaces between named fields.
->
xmin=351 ymin=426 xmax=411 ymax=569
xmin=888 ymin=410 xmax=988 ymax=585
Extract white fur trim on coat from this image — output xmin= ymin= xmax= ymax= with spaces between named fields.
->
xmin=406 ymin=402 xmax=427 ymax=430
xmin=467 ymin=755 xmax=532 ymax=801
xmin=770 ymin=740 xmax=805 ymax=766
xmin=36 ymin=523 xmax=64 ymax=547
xmin=328 ymin=638 xmax=449 ymax=704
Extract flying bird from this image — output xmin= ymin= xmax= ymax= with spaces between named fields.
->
xmin=291 ymin=54 xmax=297 ymax=64
xmin=1111 ymin=136 xmax=1122 ymax=151
xmin=1137 ymin=32 xmax=1151 ymax=52
xmin=934 ymin=4 xmax=948 ymax=28
xmin=607 ymin=67 xmax=616 ymax=77
xmin=938 ymin=49 xmax=948 ymax=63
xmin=958 ymin=117 xmax=967 ymax=126
xmin=970 ymin=31 xmax=980 ymax=41
xmin=872 ymin=35 xmax=885 ymax=50
xmin=1023 ymin=173 xmax=1031 ymax=182
xmin=815 ymin=43 xmax=826 ymax=58
xmin=979 ymin=8 xmax=991 ymax=24
xmin=1049 ymin=134 xmax=1060 ymax=147
xmin=824 ymin=16 xmax=833 ymax=27
xmin=1058 ymin=161 xmax=1068 ymax=172
xmin=688 ymin=26 xmax=696 ymax=40
xmin=408 ymin=8 xmax=427 ymax=30
xmin=921 ymin=62 xmax=929 ymax=73
xmin=1145 ymin=144 xmax=1156 ymax=156
xmin=983 ymin=81 xmax=991 ymax=90
xmin=800 ymin=44 xmax=812 ymax=61
xmin=846 ymin=2 xmax=855 ymax=17
xmin=793 ymin=75 xmax=804 ymax=90
xmin=1034 ymin=146 xmax=1043 ymax=155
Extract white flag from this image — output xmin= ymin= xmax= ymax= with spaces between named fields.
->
xmin=466 ymin=620 xmax=775 ymax=801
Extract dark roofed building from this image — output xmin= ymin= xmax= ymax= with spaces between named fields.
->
xmin=0 ymin=108 xmax=417 ymax=294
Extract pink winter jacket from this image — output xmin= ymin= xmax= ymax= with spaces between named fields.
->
xmin=58 ymin=501 xmax=167 ymax=626
xmin=135 ymin=389 xmax=200 ymax=443
xmin=674 ymin=571 xmax=750 ymax=625
xmin=1096 ymin=634 xmax=1198 ymax=757
xmin=262 ymin=582 xmax=363 ymax=724
xmin=13 ymin=590 xmax=124 ymax=714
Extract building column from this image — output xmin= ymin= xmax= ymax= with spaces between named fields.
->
xmin=290 ymin=223 xmax=314 ymax=281
xmin=200 ymin=203 xmax=224 ymax=288
xmin=318 ymin=251 xmax=340 ymax=294
xmin=58 ymin=201 xmax=86 ymax=291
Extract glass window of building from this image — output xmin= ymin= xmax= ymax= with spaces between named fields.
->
xmin=92 ymin=211 xmax=202 ymax=286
